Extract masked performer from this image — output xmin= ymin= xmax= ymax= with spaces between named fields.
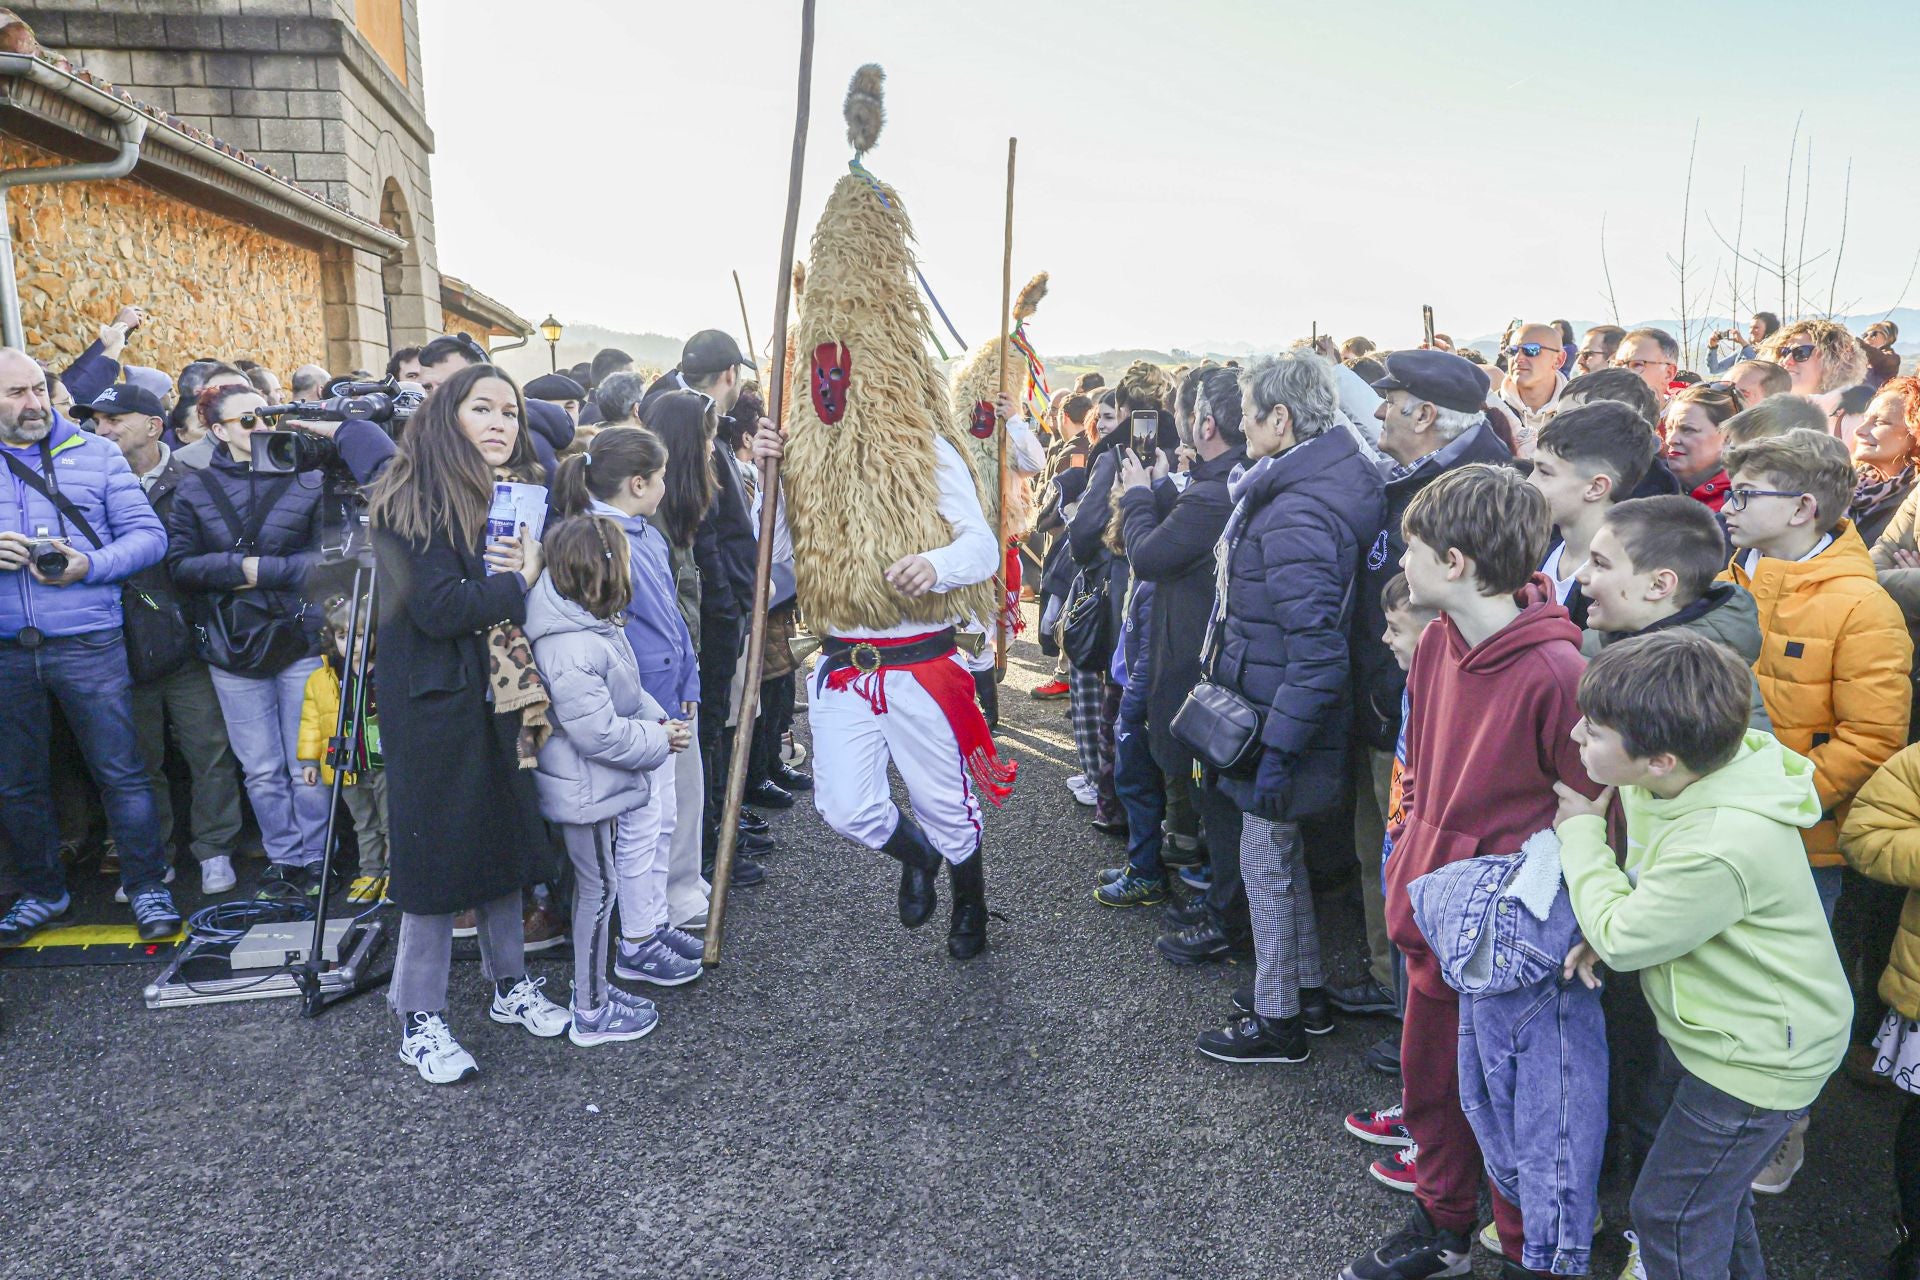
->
xmin=756 ymin=64 xmax=1014 ymax=960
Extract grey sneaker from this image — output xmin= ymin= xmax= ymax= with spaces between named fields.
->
xmin=615 ymin=933 xmax=703 ymax=986
xmin=568 ymin=995 xmax=659 ymax=1047
xmin=609 ymin=985 xmax=659 ymax=1020
xmin=656 ymin=925 xmax=705 ymax=962
xmin=1750 ymin=1115 xmax=1808 ymax=1195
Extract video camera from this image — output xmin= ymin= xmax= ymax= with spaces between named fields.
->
xmin=251 ymin=376 xmax=425 ymax=475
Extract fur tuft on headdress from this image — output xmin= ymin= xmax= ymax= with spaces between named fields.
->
xmin=1012 ymin=271 xmax=1049 ymax=324
xmin=790 ymin=259 xmax=806 ymax=299
xmin=844 ymin=64 xmax=886 ymax=155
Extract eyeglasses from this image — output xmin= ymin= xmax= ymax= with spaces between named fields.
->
xmin=1615 ymin=358 xmax=1676 ymax=373
xmin=219 ymin=413 xmax=260 ymax=430
xmin=1574 ymin=350 xmax=1610 ymax=368
xmin=1779 ymin=344 xmax=1818 ymax=363
xmin=1505 ymin=342 xmax=1551 ymax=358
xmin=1724 ymin=486 xmax=1805 ymax=512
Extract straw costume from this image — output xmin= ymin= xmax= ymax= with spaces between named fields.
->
xmin=781 ymin=64 xmax=1015 ymax=960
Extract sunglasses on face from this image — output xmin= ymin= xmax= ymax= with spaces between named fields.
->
xmin=1505 ymin=343 xmax=1550 ymax=358
xmin=1724 ymin=487 xmax=1804 ymax=513
xmin=1780 ymin=344 xmax=1818 ymax=363
xmin=1575 ymin=351 xmax=1609 ymax=367
xmin=219 ymin=413 xmax=260 ymax=430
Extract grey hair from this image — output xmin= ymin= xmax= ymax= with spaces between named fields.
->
xmin=1240 ymin=352 xmax=1339 ymax=441
xmin=1426 ymin=402 xmax=1484 ymax=442
xmin=594 ymin=370 xmax=647 ymax=424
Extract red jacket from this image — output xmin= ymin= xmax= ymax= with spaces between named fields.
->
xmin=1690 ymin=469 xmax=1731 ymax=512
xmin=1385 ymin=576 xmax=1603 ymax=996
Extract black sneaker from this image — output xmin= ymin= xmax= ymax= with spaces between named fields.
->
xmin=703 ymin=854 xmax=767 ymax=888
xmin=1339 ymin=1205 xmax=1471 ymax=1279
xmin=1364 ymin=1032 xmax=1402 ymax=1075
xmin=256 ymin=862 xmax=310 ymax=900
xmin=1300 ymin=985 xmax=1335 ymax=1036
xmin=1161 ymin=895 xmax=1211 ymax=931
xmin=1329 ymin=974 xmax=1400 ymax=1016
xmin=1196 ymin=1012 xmax=1308 ymax=1064
xmin=1231 ymin=982 xmax=1254 ymax=1013
xmin=744 ymin=780 xmax=796 ymax=810
xmin=739 ymin=809 xmax=771 ymax=835
xmin=1156 ymin=915 xmax=1235 ymax=966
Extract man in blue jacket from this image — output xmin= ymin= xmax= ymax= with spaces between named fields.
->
xmin=0 ymin=348 xmax=180 ymax=943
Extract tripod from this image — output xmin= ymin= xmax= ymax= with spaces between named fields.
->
xmin=292 ymin=540 xmax=388 ymax=1018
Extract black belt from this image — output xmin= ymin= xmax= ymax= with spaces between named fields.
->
xmin=820 ymin=628 xmax=957 ymax=675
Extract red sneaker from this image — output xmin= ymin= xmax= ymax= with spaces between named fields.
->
xmin=1344 ymin=1102 xmax=1412 ymax=1147
xmin=1369 ymin=1143 xmax=1419 ymax=1193
xmin=1029 ymin=679 xmax=1071 ymax=700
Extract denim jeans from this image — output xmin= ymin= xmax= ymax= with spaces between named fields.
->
xmin=1629 ymin=1041 xmax=1801 ymax=1280
xmin=1114 ymin=713 xmax=1165 ymax=880
xmin=0 ymin=628 xmax=168 ymax=900
xmin=209 ymin=656 xmax=328 ymax=868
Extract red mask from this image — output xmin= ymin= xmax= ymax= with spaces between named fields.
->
xmin=969 ymin=400 xmax=996 ymax=439
xmin=810 ymin=342 xmax=850 ymax=423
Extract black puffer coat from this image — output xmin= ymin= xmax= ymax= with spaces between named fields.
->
xmin=1212 ymin=426 xmax=1385 ymax=822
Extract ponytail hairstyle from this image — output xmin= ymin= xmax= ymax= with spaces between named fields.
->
xmin=550 ymin=425 xmax=669 ymax=518
xmin=643 ymin=389 xmax=719 ymax=548
xmin=541 ymin=515 xmax=633 ymax=622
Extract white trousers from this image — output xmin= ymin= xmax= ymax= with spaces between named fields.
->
xmin=614 ymin=766 xmax=672 ymax=942
xmin=663 ymin=724 xmax=709 ymax=928
xmin=809 ymin=656 xmax=983 ymax=866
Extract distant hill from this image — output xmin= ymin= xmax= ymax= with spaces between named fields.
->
xmin=490 ymin=323 xmax=685 ymax=385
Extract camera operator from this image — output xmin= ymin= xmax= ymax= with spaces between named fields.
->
xmin=0 ymin=348 xmax=181 ymax=945
xmin=78 ymin=384 xmax=244 ymax=897
xmin=1707 ymin=311 xmax=1781 ymax=375
xmin=365 ymin=362 xmax=571 ymax=1082
xmin=164 ymin=382 xmax=395 ymax=898
xmin=415 ymin=334 xmax=575 ymax=468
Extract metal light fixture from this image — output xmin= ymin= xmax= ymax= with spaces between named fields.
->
xmin=538 ymin=313 xmax=563 ymax=371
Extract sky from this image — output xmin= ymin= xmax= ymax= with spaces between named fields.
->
xmin=420 ymin=0 xmax=1920 ymax=357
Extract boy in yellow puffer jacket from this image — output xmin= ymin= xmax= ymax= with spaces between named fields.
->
xmin=1839 ymin=747 xmax=1920 ymax=1278
xmin=1719 ymin=429 xmax=1912 ymax=917
xmin=296 ymin=598 xmax=386 ymax=904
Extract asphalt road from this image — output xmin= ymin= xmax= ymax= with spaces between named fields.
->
xmin=0 ymin=630 xmax=1903 ymax=1279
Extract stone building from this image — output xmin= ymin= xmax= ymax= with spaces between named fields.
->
xmin=3 ymin=0 xmax=524 ymax=378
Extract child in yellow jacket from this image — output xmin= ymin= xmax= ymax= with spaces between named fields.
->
xmin=297 ymin=597 xmax=386 ymax=904
xmin=1718 ymin=430 xmax=1913 ymax=918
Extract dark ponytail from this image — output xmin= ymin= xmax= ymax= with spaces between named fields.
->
xmin=549 ymin=426 xmax=668 ymax=519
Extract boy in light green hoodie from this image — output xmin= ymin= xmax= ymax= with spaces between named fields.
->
xmin=1553 ymin=630 xmax=1849 ymax=1280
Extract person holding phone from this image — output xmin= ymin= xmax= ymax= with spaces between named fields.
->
xmin=367 ymin=362 xmax=571 ymax=1083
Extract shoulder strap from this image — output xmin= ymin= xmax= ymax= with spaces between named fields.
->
xmin=192 ymin=468 xmax=290 ymax=553
xmin=2 ymin=444 xmax=103 ymax=549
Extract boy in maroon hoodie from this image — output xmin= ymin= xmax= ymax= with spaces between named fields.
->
xmin=1342 ymin=463 xmax=1606 ymax=1280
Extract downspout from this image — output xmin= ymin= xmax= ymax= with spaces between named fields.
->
xmin=0 ymin=55 xmax=147 ymax=349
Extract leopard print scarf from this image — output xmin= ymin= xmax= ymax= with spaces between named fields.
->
xmin=488 ymin=620 xmax=550 ymax=767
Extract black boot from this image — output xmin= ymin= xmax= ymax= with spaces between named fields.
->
xmin=947 ymin=845 xmax=987 ymax=960
xmin=972 ymin=667 xmax=999 ymax=730
xmin=879 ymin=810 xmax=941 ymax=928
xmin=1890 ymin=1224 xmax=1919 ymax=1280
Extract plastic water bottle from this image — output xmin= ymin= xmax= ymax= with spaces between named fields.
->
xmin=484 ymin=483 xmax=516 ymax=573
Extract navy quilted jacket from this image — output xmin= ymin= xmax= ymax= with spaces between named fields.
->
xmin=1212 ymin=426 xmax=1385 ymax=821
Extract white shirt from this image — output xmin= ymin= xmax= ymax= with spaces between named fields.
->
xmin=1499 ymin=371 xmax=1567 ymax=455
xmin=1540 ymin=541 xmax=1579 ymax=605
xmin=135 ymin=442 xmax=172 ymax=493
xmin=1005 ymin=414 xmax=1045 ymax=475
xmin=1739 ymin=533 xmax=1835 ymax=575
xmin=832 ymin=436 xmax=1000 ymax=640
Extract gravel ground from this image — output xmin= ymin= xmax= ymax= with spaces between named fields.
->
xmin=0 ymin=629 xmax=1902 ymax=1279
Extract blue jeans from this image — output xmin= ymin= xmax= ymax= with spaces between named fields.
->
xmin=209 ymin=656 xmax=328 ymax=867
xmin=1114 ymin=713 xmax=1165 ymax=880
xmin=1810 ymin=864 xmax=1843 ymax=923
xmin=1629 ymin=1041 xmax=1801 ymax=1279
xmin=0 ymin=628 xmax=168 ymax=900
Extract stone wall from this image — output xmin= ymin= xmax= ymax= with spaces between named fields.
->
xmin=2 ymin=136 xmax=327 ymax=377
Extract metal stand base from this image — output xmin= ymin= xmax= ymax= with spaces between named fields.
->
xmin=143 ymin=919 xmax=387 ymax=1010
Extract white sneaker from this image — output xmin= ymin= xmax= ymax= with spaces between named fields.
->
xmin=113 ymin=863 xmax=176 ymax=903
xmin=1618 ymin=1230 xmax=1646 ymax=1280
xmin=1066 ymin=776 xmax=1097 ymax=807
xmin=488 ymin=975 xmax=571 ymax=1037
xmin=200 ymin=855 xmax=237 ymax=895
xmin=398 ymin=1012 xmax=479 ymax=1084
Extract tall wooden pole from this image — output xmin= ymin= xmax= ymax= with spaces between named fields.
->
xmin=703 ymin=0 xmax=814 ymax=966
xmin=992 ymin=137 xmax=1017 ymax=672
xmin=733 ymin=269 xmax=758 ymax=373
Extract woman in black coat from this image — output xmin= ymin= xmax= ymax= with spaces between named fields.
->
xmin=1193 ymin=353 xmax=1385 ymax=1067
xmin=368 ymin=361 xmax=571 ymax=1084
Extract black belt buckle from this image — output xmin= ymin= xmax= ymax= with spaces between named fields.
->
xmin=849 ymin=642 xmax=883 ymax=674
xmin=15 ymin=625 xmax=42 ymax=649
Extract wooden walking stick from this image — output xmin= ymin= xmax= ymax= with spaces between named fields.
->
xmin=703 ymin=0 xmax=814 ymax=967
xmin=993 ymin=136 xmax=1017 ymax=674
xmin=733 ymin=269 xmax=758 ymax=374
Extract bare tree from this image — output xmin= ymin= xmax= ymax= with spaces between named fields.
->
xmin=1795 ymin=138 xmax=1814 ymax=319
xmin=1670 ymin=121 xmax=1702 ymax=366
xmin=1598 ymin=212 xmax=1621 ymax=324
xmin=1780 ymin=112 xmax=1801 ymax=318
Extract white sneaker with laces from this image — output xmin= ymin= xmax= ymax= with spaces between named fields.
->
xmin=1066 ymin=775 xmax=1096 ymax=806
xmin=113 ymin=864 xmax=176 ymax=903
xmin=398 ymin=1012 xmax=479 ymax=1084
xmin=488 ymin=975 xmax=571 ymax=1037
xmin=200 ymin=855 xmax=237 ymax=895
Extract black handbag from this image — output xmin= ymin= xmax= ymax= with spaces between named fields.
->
xmin=1060 ymin=558 xmax=1112 ymax=672
xmin=2 ymin=446 xmax=194 ymax=682
xmin=186 ymin=471 xmax=310 ymax=677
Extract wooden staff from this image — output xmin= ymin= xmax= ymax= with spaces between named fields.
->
xmin=733 ymin=269 xmax=758 ymax=373
xmin=703 ymin=0 xmax=814 ymax=967
xmin=993 ymin=136 xmax=1017 ymax=672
